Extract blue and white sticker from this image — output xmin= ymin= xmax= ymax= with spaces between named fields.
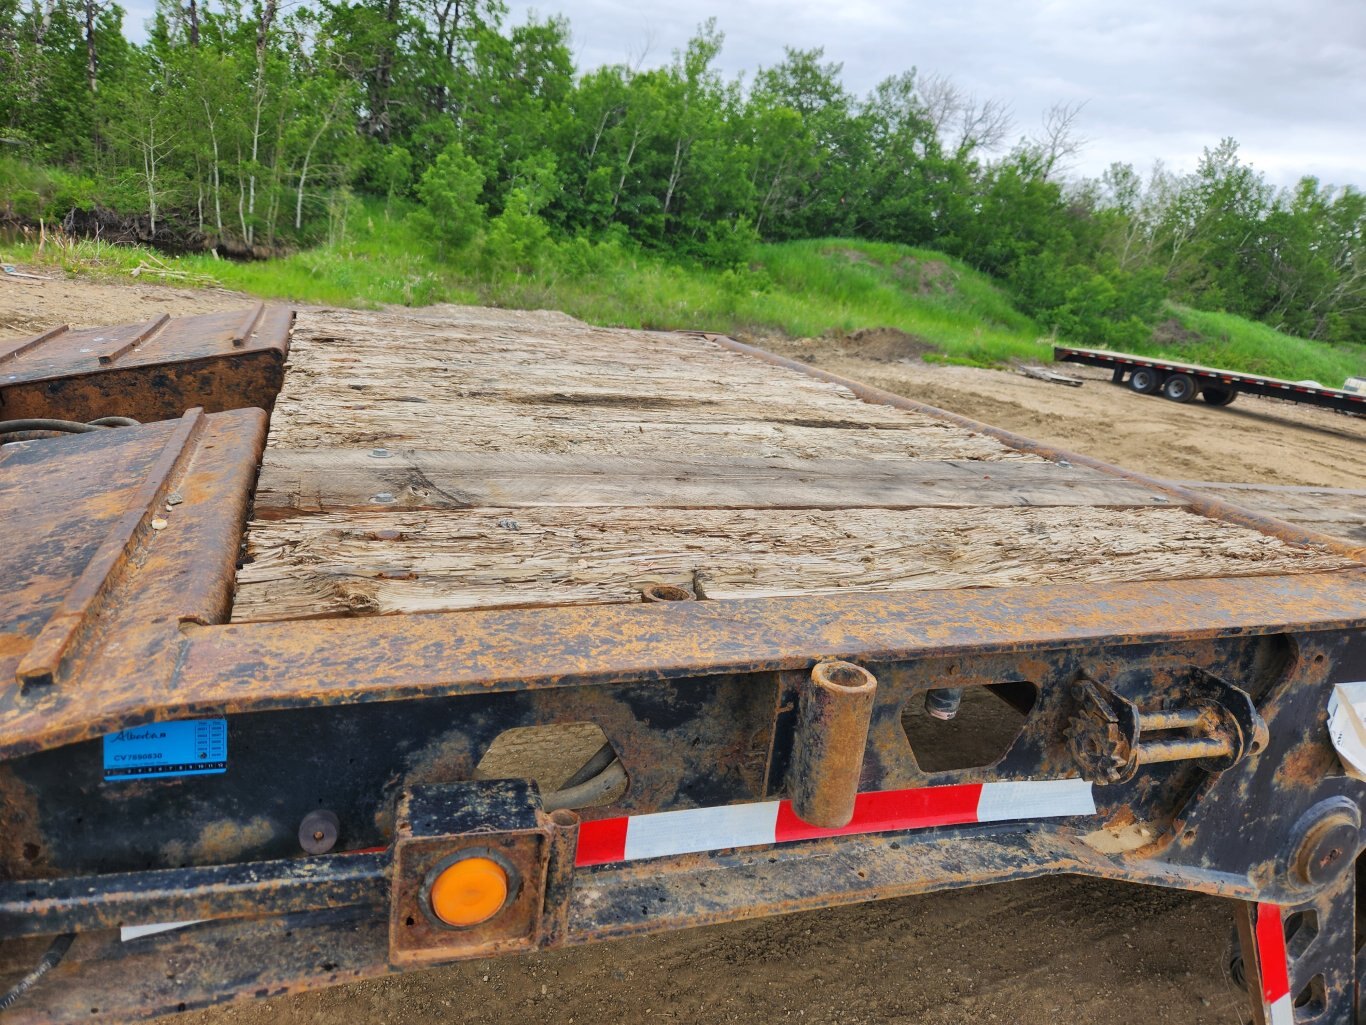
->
xmin=103 ymin=719 xmax=227 ymax=781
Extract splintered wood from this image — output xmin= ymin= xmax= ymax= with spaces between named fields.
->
xmin=234 ymin=306 xmax=1352 ymax=622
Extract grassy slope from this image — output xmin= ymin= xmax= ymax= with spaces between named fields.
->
xmin=8 ymin=206 xmax=1362 ymax=382
xmin=1151 ymin=306 xmax=1364 ymax=386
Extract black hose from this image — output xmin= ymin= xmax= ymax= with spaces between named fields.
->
xmin=0 ymin=416 xmax=142 ymax=445
xmin=0 ymin=933 xmax=74 ymax=1012
xmin=0 ymin=419 xmax=103 ymax=435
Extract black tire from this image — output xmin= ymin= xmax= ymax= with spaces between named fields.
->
xmin=1223 ymin=928 xmax=1247 ymax=992
xmin=1161 ymin=373 xmax=1197 ymax=403
xmin=1129 ymin=367 xmax=1160 ymax=394
xmin=1202 ymin=386 xmax=1237 ymax=406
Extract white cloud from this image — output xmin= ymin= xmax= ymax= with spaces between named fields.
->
xmin=516 ymin=0 xmax=1366 ymax=186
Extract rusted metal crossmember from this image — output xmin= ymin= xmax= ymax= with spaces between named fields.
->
xmin=0 ymin=304 xmax=292 ymax=424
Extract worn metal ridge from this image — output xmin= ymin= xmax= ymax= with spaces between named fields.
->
xmin=97 ymin=312 xmax=170 ymax=365
xmin=16 ymin=408 xmax=208 ymax=690
xmin=0 ymin=323 xmax=69 ymax=363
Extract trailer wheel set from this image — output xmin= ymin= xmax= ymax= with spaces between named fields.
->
xmin=1 ymin=307 xmax=1365 ymax=1024
xmin=1057 ymin=343 xmax=1366 ymax=416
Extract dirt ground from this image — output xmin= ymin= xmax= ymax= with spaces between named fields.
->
xmin=5 ymin=274 xmax=1363 ymax=1025
xmin=753 ymin=332 xmax=1366 ymax=489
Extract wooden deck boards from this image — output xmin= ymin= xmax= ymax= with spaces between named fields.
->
xmin=1178 ymin=482 xmax=1366 ymax=546
xmin=234 ymin=306 xmax=1354 ymax=623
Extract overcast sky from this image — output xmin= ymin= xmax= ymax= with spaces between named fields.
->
xmin=117 ymin=0 xmax=1366 ymax=188
xmin=504 ymin=0 xmax=1366 ymax=188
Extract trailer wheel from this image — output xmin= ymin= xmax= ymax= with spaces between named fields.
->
xmin=1202 ymin=386 xmax=1237 ymax=406
xmin=1129 ymin=367 xmax=1160 ymax=394
xmin=1161 ymin=373 xmax=1197 ymax=403
xmin=1223 ymin=928 xmax=1247 ymax=992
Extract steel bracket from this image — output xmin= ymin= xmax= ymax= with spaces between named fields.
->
xmin=1066 ymin=666 xmax=1268 ymax=784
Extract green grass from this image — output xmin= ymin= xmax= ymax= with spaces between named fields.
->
xmin=6 ymin=214 xmax=1051 ymax=367
xmin=1138 ymin=306 xmax=1365 ymax=386
xmin=8 ymin=205 xmax=1362 ymax=381
xmin=475 ymin=238 xmax=1051 ymax=366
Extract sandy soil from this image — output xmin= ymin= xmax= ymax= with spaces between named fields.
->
xmin=0 ymin=273 xmax=242 ymax=335
xmin=752 ymin=333 xmax=1366 ymax=489
xmin=6 ymin=273 xmax=1360 ymax=1025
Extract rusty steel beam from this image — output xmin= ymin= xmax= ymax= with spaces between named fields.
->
xmin=0 ymin=853 xmax=387 ymax=938
xmin=704 ymin=333 xmax=1366 ymax=563
xmin=0 ymin=306 xmax=292 ymax=424
xmin=17 ymin=409 xmax=208 ymax=691
xmin=3 ymin=569 xmax=1364 ymax=760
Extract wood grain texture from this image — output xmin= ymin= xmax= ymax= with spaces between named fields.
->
xmin=233 ymin=505 xmax=1351 ymax=622
xmin=254 ymin=451 xmax=1178 ymax=514
xmin=264 ymin=307 xmax=1031 ymax=461
xmin=1176 ymin=481 xmax=1366 ymax=545
xmin=237 ymin=305 xmax=1352 ymax=622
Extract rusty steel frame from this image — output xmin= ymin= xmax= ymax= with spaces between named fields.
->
xmin=1 ymin=332 xmax=1365 ymax=1024
xmin=0 ymin=305 xmax=293 ymax=425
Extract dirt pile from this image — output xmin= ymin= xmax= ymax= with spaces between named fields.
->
xmin=827 ymin=326 xmax=940 ymax=362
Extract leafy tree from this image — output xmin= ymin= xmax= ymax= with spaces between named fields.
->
xmin=483 ymin=185 xmax=551 ymax=273
xmin=413 ymin=139 xmax=484 ymax=253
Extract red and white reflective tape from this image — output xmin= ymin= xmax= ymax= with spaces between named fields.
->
xmin=576 ymin=778 xmax=1095 ymax=867
xmin=1254 ymin=902 xmax=1293 ymax=1025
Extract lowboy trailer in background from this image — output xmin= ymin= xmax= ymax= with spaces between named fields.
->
xmin=1054 ymin=344 xmax=1366 ymax=414
xmin=2 ymin=306 xmax=1366 ymax=1024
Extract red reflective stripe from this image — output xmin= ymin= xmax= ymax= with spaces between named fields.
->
xmin=576 ymin=817 xmax=629 ymax=866
xmin=1255 ymin=902 xmax=1291 ymax=1004
xmin=774 ymin=783 xmax=984 ymax=842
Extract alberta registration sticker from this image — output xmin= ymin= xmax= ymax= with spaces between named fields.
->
xmin=103 ymin=719 xmax=227 ymax=781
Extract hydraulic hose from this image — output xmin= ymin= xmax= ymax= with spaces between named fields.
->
xmin=0 ymin=416 xmax=141 ymax=445
xmin=0 ymin=933 xmax=75 ymax=1012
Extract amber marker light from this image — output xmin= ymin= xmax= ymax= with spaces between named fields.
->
xmin=428 ymin=855 xmax=510 ymax=928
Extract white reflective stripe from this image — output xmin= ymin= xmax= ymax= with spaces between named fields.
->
xmin=1267 ymin=994 xmax=1293 ymax=1025
xmin=120 ymin=920 xmax=204 ymax=942
xmin=975 ymin=778 xmax=1095 ymax=822
xmin=623 ymin=801 xmax=780 ymax=861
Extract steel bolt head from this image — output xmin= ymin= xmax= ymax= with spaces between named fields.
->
xmin=299 ymin=809 xmax=341 ymax=855
xmin=1292 ymin=813 xmax=1359 ymax=888
xmin=1286 ymin=798 xmax=1361 ymax=889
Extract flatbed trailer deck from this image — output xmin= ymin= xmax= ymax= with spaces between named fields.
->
xmin=2 ymin=305 xmax=1365 ymax=1024
xmin=1054 ymin=343 xmax=1366 ymax=414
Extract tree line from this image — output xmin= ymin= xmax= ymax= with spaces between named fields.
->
xmin=2 ymin=0 xmax=1364 ymax=349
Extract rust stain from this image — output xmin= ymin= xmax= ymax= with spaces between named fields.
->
xmin=0 ymin=765 xmax=53 ymax=879
xmin=1274 ymin=737 xmax=1339 ymax=790
xmin=162 ymin=816 xmax=276 ymax=866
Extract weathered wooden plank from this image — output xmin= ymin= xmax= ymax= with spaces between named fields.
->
xmin=239 ymin=306 xmax=1356 ymax=623
xmin=255 ymin=451 xmax=1182 ymax=514
xmin=232 ymin=505 xmax=1352 ymax=623
xmin=1176 ymin=481 xmax=1366 ymax=545
xmin=264 ymin=308 xmax=1035 ymax=462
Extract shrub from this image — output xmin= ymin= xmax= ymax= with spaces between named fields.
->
xmin=412 ymin=142 xmax=486 ymax=256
